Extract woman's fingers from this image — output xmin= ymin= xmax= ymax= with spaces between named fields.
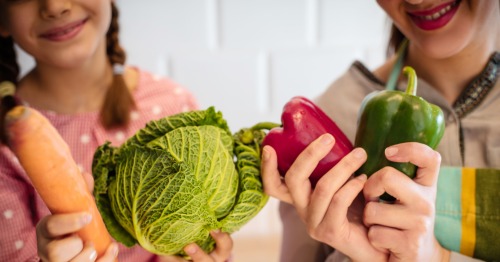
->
xmin=363 ymin=166 xmax=419 ymax=203
xmin=261 ymin=146 xmax=293 ymax=204
xmin=368 ymin=225 xmax=405 ymax=255
xmin=307 ymin=148 xmax=367 ymax=226
xmin=364 ymin=200 xmax=433 ymax=231
xmin=384 ymin=142 xmax=441 ymax=187
xmin=320 ymin=174 xmax=367 ymax=231
xmin=364 ymin=142 xmax=440 ymax=204
xmin=285 ymin=134 xmax=335 ymax=211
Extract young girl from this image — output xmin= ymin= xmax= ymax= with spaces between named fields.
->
xmin=262 ymin=0 xmax=500 ymax=261
xmin=0 ymin=0 xmax=232 ymax=261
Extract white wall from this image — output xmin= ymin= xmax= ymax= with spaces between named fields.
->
xmin=118 ymin=1 xmax=389 ymax=261
xmin=18 ymin=1 xmax=389 ymax=261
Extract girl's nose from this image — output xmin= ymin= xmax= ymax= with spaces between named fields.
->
xmin=40 ymin=0 xmax=71 ymax=20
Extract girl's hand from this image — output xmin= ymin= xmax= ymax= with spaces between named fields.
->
xmin=158 ymin=230 xmax=233 ymax=262
xmin=363 ymin=142 xmax=449 ymax=262
xmin=261 ymin=133 xmax=388 ymax=261
xmin=36 ymin=212 xmax=118 ymax=262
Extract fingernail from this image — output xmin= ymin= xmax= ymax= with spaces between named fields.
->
xmin=211 ymin=229 xmax=221 ymax=234
xmin=262 ymin=147 xmax=270 ymax=161
xmin=110 ymin=243 xmax=119 ymax=257
xmin=357 ymin=174 xmax=367 ymax=182
xmin=89 ymin=249 xmax=97 ymax=261
xmin=81 ymin=213 xmax=92 ymax=225
xmin=352 ymin=147 xmax=366 ymax=159
xmin=385 ymin=147 xmax=398 ymax=157
xmin=320 ymin=134 xmax=334 ymax=145
xmin=184 ymin=244 xmax=197 ymax=255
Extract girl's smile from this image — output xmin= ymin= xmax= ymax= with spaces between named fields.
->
xmin=407 ymin=0 xmax=461 ymax=30
xmin=39 ymin=17 xmax=88 ymax=42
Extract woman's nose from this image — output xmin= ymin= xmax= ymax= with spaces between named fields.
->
xmin=405 ymin=0 xmax=424 ymax=4
xmin=40 ymin=0 xmax=71 ymax=20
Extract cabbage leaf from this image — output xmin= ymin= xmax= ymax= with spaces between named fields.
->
xmin=92 ymin=107 xmax=271 ymax=256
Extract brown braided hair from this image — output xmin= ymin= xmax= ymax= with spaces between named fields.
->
xmin=101 ymin=2 xmax=136 ymax=129
xmin=0 ymin=36 xmax=19 ymax=85
xmin=0 ymin=2 xmax=135 ymax=131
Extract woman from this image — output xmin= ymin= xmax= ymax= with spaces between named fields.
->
xmin=262 ymin=0 xmax=500 ymax=261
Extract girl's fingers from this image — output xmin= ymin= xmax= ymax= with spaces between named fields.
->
xmin=42 ymin=235 xmax=84 ymax=262
xmin=37 ymin=212 xmax=92 ymax=238
xmin=69 ymin=243 xmax=98 ymax=262
xmin=182 ymin=231 xmax=232 ymax=262
xmin=82 ymin=172 xmax=95 ymax=193
xmin=261 ymin=146 xmax=293 ymax=204
xmin=207 ymin=230 xmax=233 ymax=262
xmin=285 ymin=134 xmax=335 ymax=211
xmin=384 ymin=142 xmax=441 ymax=187
xmin=95 ymin=243 xmax=119 ymax=262
xmin=183 ymin=244 xmax=207 ymax=262
xmin=57 ymin=243 xmax=117 ymax=262
xmin=307 ymin=148 xmax=367 ymax=226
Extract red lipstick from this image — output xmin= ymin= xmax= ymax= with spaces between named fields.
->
xmin=407 ymin=0 xmax=461 ymax=31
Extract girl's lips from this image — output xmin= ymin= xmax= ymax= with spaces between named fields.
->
xmin=40 ymin=18 xmax=88 ymax=42
xmin=407 ymin=0 xmax=461 ymax=31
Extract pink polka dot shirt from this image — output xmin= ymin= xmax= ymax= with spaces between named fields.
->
xmin=0 ymin=68 xmax=198 ymax=262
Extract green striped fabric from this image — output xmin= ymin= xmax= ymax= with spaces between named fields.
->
xmin=435 ymin=166 xmax=500 ymax=261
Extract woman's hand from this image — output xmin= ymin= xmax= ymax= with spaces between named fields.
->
xmin=261 ymin=133 xmax=388 ymax=261
xmin=363 ymin=142 xmax=450 ymax=262
xmin=36 ymin=212 xmax=119 ymax=262
xmin=158 ymin=230 xmax=233 ymax=262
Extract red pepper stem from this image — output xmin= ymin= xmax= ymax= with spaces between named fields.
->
xmin=250 ymin=122 xmax=281 ymax=131
xmin=403 ymin=66 xmax=417 ymax=96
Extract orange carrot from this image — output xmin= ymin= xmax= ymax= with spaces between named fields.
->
xmin=1 ymin=83 xmax=113 ymax=259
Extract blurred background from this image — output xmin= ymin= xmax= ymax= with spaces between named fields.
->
xmin=18 ymin=0 xmax=389 ymax=261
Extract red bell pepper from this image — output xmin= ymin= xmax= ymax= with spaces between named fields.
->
xmin=262 ymin=96 xmax=353 ymax=186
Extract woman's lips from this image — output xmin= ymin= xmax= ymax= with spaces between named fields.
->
xmin=407 ymin=0 xmax=461 ymax=31
xmin=40 ymin=18 xmax=87 ymax=42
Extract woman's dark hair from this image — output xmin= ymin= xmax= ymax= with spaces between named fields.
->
xmin=0 ymin=2 xmax=135 ymax=129
xmin=387 ymin=24 xmax=406 ymax=58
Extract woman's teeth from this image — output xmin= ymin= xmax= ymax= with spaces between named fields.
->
xmin=421 ymin=2 xmax=456 ymax=21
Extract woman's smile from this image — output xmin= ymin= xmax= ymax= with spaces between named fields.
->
xmin=407 ymin=0 xmax=461 ymax=30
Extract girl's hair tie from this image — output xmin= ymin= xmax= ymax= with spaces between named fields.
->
xmin=113 ymin=64 xmax=125 ymax=75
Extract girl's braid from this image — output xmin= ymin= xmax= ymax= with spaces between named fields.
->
xmin=101 ymin=2 xmax=136 ymax=129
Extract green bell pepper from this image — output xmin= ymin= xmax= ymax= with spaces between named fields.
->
xmin=354 ymin=66 xmax=445 ymax=201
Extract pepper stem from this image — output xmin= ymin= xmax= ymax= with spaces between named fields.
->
xmin=250 ymin=121 xmax=281 ymax=131
xmin=403 ymin=66 xmax=417 ymax=96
